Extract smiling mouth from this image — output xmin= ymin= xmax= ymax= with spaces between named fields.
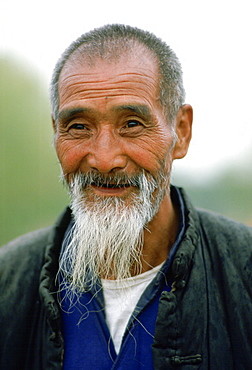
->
xmin=72 ymin=171 xmax=142 ymax=193
xmin=91 ymin=182 xmax=131 ymax=189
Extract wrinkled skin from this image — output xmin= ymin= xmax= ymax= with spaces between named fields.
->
xmin=52 ymin=50 xmax=193 ymax=271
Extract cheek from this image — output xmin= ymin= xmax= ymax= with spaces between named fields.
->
xmin=55 ymin=140 xmax=85 ymax=173
xmin=128 ymin=137 xmax=172 ymax=173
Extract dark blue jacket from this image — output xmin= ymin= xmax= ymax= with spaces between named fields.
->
xmin=0 ymin=188 xmax=252 ymax=369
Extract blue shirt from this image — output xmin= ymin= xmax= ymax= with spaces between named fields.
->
xmin=60 ymin=187 xmax=185 ymax=369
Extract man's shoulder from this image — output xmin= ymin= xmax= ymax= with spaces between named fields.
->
xmin=0 ymin=207 xmax=72 ymax=265
xmin=0 ymin=227 xmax=54 ymax=321
xmin=178 ymin=186 xmax=252 ymax=245
xmin=196 ymin=207 xmax=252 ymax=240
xmin=0 ymin=226 xmax=53 ymax=263
xmin=0 ymin=227 xmax=54 ymax=288
xmin=195 ymin=208 xmax=252 ymax=275
xmin=0 ymin=207 xmax=72 ymax=280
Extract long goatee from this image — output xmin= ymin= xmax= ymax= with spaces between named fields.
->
xmin=58 ymin=169 xmax=169 ymax=299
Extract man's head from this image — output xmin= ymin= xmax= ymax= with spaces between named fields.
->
xmin=50 ymin=24 xmax=185 ymax=123
xmin=52 ymin=24 xmax=192 ymax=295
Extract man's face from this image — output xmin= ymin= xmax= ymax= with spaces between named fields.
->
xmin=54 ymin=51 xmax=192 ymax=288
xmin=53 ymin=52 xmax=176 ymax=205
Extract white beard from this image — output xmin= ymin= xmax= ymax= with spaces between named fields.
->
xmin=58 ymin=168 xmax=170 ymax=298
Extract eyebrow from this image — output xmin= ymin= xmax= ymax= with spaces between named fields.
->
xmin=58 ymin=107 xmax=91 ymax=123
xmin=113 ymin=104 xmax=152 ymax=120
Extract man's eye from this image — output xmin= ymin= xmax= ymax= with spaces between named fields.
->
xmin=69 ymin=123 xmax=86 ymax=130
xmin=125 ymin=120 xmax=142 ymax=128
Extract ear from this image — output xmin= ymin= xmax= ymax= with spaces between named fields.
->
xmin=172 ymin=104 xmax=193 ymax=160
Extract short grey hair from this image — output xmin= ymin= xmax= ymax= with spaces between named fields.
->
xmin=50 ymin=24 xmax=185 ymax=123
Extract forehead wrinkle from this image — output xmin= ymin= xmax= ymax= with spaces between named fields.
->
xmin=58 ymin=62 xmax=161 ymax=116
xmin=59 ymin=64 xmax=159 ymax=96
xmin=60 ymin=87 xmax=160 ymax=110
xmin=60 ymin=77 xmax=153 ymax=97
xmin=60 ymin=68 xmax=158 ymax=89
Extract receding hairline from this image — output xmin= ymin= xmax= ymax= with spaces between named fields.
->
xmin=59 ymin=40 xmax=159 ymax=80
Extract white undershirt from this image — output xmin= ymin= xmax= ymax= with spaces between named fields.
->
xmin=101 ymin=262 xmax=164 ymax=353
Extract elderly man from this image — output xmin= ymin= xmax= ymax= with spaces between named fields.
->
xmin=0 ymin=24 xmax=252 ymax=369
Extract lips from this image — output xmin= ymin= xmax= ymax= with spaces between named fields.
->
xmin=90 ymin=182 xmax=131 ymax=189
xmin=71 ymin=171 xmax=142 ymax=192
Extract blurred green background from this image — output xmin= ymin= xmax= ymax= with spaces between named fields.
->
xmin=1 ymin=55 xmax=251 ymax=246
xmin=0 ymin=55 xmax=68 ymax=245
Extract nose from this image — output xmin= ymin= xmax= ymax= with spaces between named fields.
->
xmin=86 ymin=128 xmax=127 ymax=173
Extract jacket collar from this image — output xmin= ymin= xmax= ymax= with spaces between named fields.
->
xmin=171 ymin=187 xmax=200 ymax=289
xmin=39 ymin=207 xmax=72 ymax=324
xmin=38 ymin=187 xmax=200 ymax=320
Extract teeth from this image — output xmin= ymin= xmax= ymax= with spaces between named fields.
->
xmin=102 ymin=184 xmax=116 ymax=188
xmin=101 ymin=184 xmax=125 ymax=188
xmin=92 ymin=183 xmax=130 ymax=189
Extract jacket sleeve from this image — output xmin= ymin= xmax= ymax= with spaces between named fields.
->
xmin=0 ymin=227 xmax=51 ymax=370
xmin=198 ymin=209 xmax=252 ymax=368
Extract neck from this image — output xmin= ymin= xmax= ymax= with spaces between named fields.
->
xmin=139 ymin=192 xmax=179 ymax=274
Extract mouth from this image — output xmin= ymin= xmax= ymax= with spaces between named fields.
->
xmin=90 ymin=182 xmax=131 ymax=189
xmin=67 ymin=171 xmax=142 ymax=196
xmin=89 ymin=180 xmax=133 ymax=196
